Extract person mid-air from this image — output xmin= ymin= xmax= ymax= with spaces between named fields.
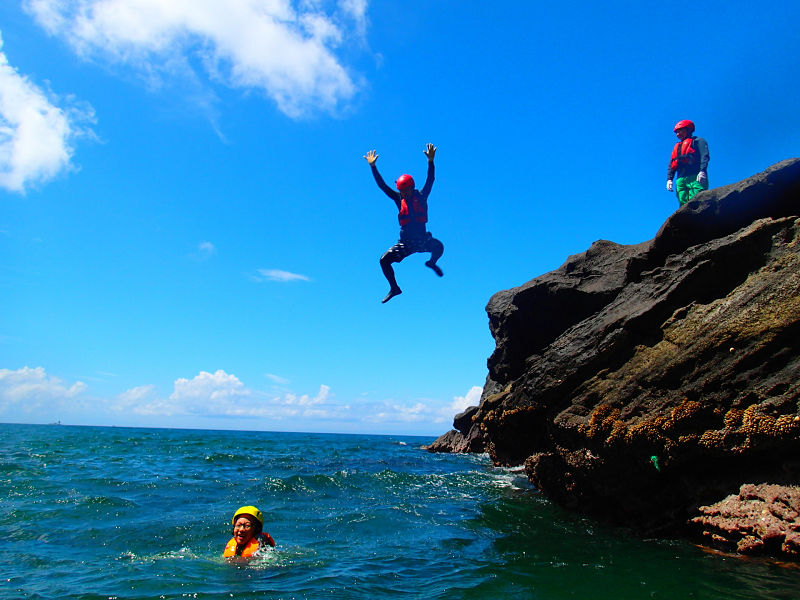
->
xmin=364 ymin=143 xmax=445 ymax=303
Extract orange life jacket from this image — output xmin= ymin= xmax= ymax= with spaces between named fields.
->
xmin=670 ymin=138 xmax=697 ymax=170
xmin=223 ymin=533 xmax=275 ymax=558
xmin=398 ymin=193 xmax=427 ymax=226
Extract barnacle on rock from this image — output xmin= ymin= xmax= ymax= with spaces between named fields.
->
xmin=498 ymin=405 xmax=538 ymax=425
xmin=579 ymin=403 xmax=621 ymax=439
xmin=723 ymin=408 xmax=744 ymax=429
xmin=699 ymin=429 xmax=726 ymax=449
xmin=696 ymin=403 xmax=799 ymax=453
xmin=741 ymin=405 xmax=777 ymax=436
xmin=742 ymin=407 xmax=800 ymax=438
xmin=606 ymin=420 xmax=628 ymax=445
xmin=625 ymin=416 xmax=668 ymax=446
xmin=670 ymin=399 xmax=702 ymax=425
xmin=601 ymin=414 xmax=621 ymax=438
xmin=774 ymin=414 xmax=800 ymax=436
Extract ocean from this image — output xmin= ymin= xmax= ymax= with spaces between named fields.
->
xmin=1 ymin=424 xmax=797 ymax=599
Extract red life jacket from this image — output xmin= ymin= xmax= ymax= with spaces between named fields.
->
xmin=398 ymin=193 xmax=427 ymax=226
xmin=670 ymin=138 xmax=697 ymax=170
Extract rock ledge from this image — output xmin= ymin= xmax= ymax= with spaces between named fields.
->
xmin=429 ymin=159 xmax=800 ymax=558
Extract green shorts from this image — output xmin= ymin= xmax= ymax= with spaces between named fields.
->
xmin=675 ymin=175 xmax=708 ymax=206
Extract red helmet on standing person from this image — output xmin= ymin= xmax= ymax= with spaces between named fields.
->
xmin=395 ymin=174 xmax=415 ymax=191
xmin=673 ymin=119 xmax=695 ymax=133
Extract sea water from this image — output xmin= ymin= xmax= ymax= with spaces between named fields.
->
xmin=1 ymin=424 xmax=797 ymax=600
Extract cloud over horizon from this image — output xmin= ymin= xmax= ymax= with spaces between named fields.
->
xmin=113 ymin=370 xmax=340 ymax=422
xmin=0 ymin=366 xmax=87 ymax=414
xmin=24 ymin=0 xmax=367 ymax=117
xmin=1 ymin=365 xmax=480 ymax=434
xmin=362 ymin=386 xmax=484 ymax=427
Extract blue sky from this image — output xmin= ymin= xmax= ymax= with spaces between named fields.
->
xmin=1 ymin=1 xmax=799 ymax=436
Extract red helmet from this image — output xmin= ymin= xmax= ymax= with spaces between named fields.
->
xmin=673 ymin=119 xmax=695 ymax=133
xmin=395 ymin=174 xmax=415 ymax=190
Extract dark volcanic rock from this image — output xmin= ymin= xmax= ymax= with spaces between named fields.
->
xmin=428 ymin=158 xmax=800 ymax=557
xmin=423 ymin=429 xmax=469 ymax=453
xmin=424 ymin=406 xmax=487 ymax=453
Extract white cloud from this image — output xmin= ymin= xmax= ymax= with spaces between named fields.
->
xmin=253 ymin=268 xmax=311 ymax=282
xmin=282 ymin=383 xmax=329 ymax=406
xmin=161 ymin=369 xmax=257 ymax=418
xmin=0 ymin=366 xmax=87 ymax=413
xmin=339 ymin=0 xmax=368 ymax=21
xmin=363 ymin=386 xmax=484 ymax=427
xmin=450 ymin=385 xmax=483 ymax=415
xmin=0 ymin=32 xmax=94 ymax=193
xmin=117 ymin=384 xmax=156 ymax=403
xmin=0 ymin=365 xmax=482 ymax=434
xmin=368 ymin=401 xmax=430 ymax=423
xmin=265 ymin=372 xmax=290 ymax=385
xmin=338 ymin=0 xmax=368 ymax=37
xmin=24 ymin=0 xmax=367 ymax=117
xmin=114 ymin=384 xmax=167 ymax=415
xmin=190 ymin=241 xmax=216 ymax=260
xmin=198 ymin=241 xmax=216 ymax=256
xmin=171 ymin=369 xmax=250 ymax=402
xmin=112 ymin=371 xmax=343 ymax=422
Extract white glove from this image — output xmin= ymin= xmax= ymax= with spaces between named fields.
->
xmin=697 ymin=171 xmax=707 ymax=184
xmin=666 ymin=180 xmax=673 ymax=192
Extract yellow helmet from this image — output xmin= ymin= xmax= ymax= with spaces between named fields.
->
xmin=232 ymin=505 xmax=263 ymax=526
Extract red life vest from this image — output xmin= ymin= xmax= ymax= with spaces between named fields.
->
xmin=223 ymin=533 xmax=275 ymax=558
xmin=398 ymin=193 xmax=427 ymax=226
xmin=670 ymin=138 xmax=697 ymax=170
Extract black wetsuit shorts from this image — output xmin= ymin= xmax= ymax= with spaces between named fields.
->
xmin=384 ymin=231 xmax=440 ymax=261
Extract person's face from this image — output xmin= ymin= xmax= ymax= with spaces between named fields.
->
xmin=399 ymin=186 xmax=413 ymax=198
xmin=233 ymin=516 xmax=256 ymax=546
xmin=675 ymin=127 xmax=691 ymax=141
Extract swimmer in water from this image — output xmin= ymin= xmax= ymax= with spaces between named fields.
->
xmin=223 ymin=505 xmax=275 ymax=560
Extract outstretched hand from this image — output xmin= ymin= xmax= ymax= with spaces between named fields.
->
xmin=424 ymin=143 xmax=436 ymax=162
xmin=364 ymin=150 xmax=378 ymax=166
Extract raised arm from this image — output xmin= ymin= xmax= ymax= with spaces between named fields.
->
xmin=423 ymin=143 xmax=436 ymax=162
xmin=420 ymin=143 xmax=436 ymax=199
xmin=364 ymin=149 xmax=378 ymax=166
xmin=364 ymin=149 xmax=400 ymax=201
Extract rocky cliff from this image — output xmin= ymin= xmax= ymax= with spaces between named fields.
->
xmin=427 ymin=159 xmax=800 ymax=558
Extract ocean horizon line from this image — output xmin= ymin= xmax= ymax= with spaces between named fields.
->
xmin=0 ymin=420 xmax=438 ymax=440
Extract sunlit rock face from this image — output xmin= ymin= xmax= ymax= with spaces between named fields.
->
xmin=427 ymin=159 xmax=800 ymax=557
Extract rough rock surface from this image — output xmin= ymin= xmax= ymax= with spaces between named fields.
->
xmin=427 ymin=159 xmax=800 ymax=557
xmin=690 ymin=484 xmax=800 ymax=556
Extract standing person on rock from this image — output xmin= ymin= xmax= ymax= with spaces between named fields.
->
xmin=364 ymin=143 xmax=445 ymax=303
xmin=666 ymin=119 xmax=710 ymax=206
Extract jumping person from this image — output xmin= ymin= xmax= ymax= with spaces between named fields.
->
xmin=364 ymin=143 xmax=444 ymax=303
xmin=223 ymin=505 xmax=276 ymax=560
xmin=666 ymin=119 xmax=710 ymax=206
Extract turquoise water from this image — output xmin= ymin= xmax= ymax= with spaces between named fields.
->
xmin=1 ymin=424 xmax=797 ymax=599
